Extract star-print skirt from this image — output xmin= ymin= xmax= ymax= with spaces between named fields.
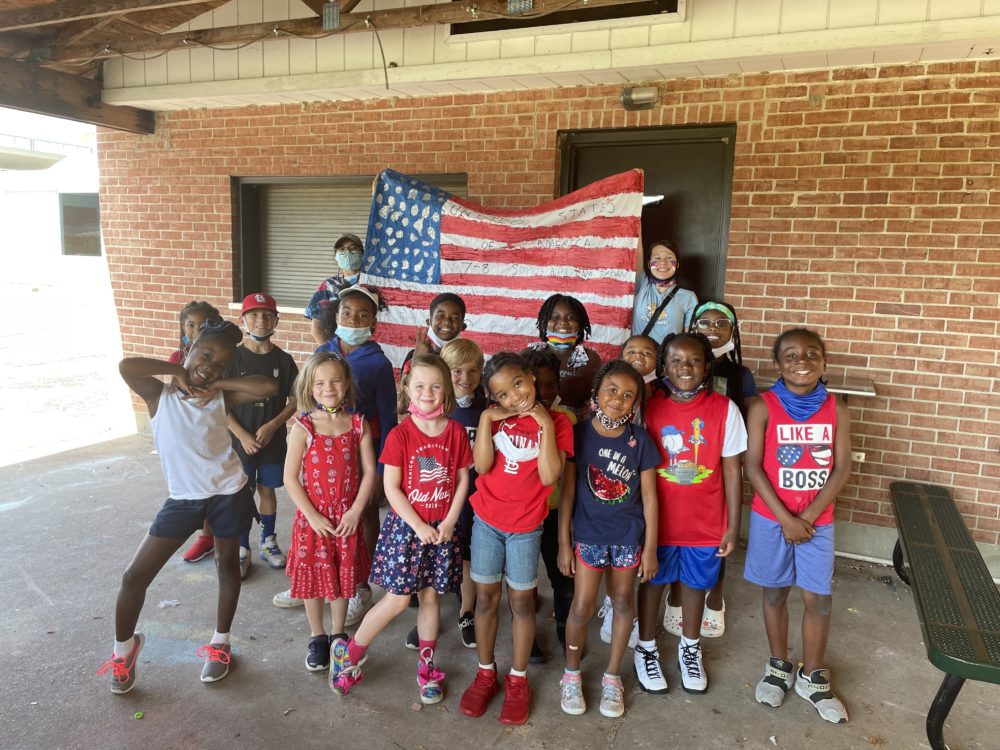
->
xmin=370 ymin=510 xmax=463 ymax=596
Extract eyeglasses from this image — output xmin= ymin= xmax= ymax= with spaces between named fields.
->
xmin=695 ymin=319 xmax=734 ymax=331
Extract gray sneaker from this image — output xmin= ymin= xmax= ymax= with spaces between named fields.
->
xmin=197 ymin=642 xmax=232 ymax=683
xmin=756 ymin=657 xmax=795 ymax=707
xmin=98 ymin=633 xmax=145 ymax=695
xmin=560 ymin=671 xmax=586 ymax=715
xmin=259 ymin=535 xmax=287 ymax=568
xmin=795 ymin=666 xmax=848 ymax=724
xmin=345 ymin=586 xmax=373 ymax=627
xmin=599 ymin=673 xmax=625 ymax=718
xmin=273 ymin=589 xmax=304 ymax=608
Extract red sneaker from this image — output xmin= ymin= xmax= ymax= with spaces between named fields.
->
xmin=499 ymin=674 xmax=531 ymax=725
xmin=183 ymin=534 xmax=215 ymax=562
xmin=459 ymin=666 xmax=499 ymax=718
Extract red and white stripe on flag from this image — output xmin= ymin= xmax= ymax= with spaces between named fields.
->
xmin=361 ymin=168 xmax=644 ymax=368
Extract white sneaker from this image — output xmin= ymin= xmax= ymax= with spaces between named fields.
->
xmin=633 ymin=644 xmax=668 ymax=694
xmin=795 ymin=666 xmax=848 ymax=724
xmin=755 ymin=657 xmax=794 ymax=707
xmin=598 ymin=596 xmax=639 ymax=649
xmin=345 ymin=586 xmax=373 ymax=627
xmin=259 ymin=535 xmax=287 ymax=568
xmin=238 ymin=546 xmax=251 ymax=580
xmin=678 ymin=639 xmax=708 ymax=694
xmin=272 ymin=589 xmax=304 ymax=608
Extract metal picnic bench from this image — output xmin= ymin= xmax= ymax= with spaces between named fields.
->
xmin=889 ymin=481 xmax=1000 ymax=750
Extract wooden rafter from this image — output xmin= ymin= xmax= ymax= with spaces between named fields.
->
xmin=46 ymin=0 xmax=649 ymax=62
xmin=0 ymin=0 xmax=222 ymax=33
xmin=0 ymin=57 xmax=154 ymax=133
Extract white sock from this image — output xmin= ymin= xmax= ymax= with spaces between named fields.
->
xmin=510 ymin=667 xmax=527 ymax=678
xmin=564 ymin=668 xmax=581 ymax=676
xmin=637 ymin=638 xmax=656 ymax=650
xmin=680 ymin=635 xmax=699 ymax=648
xmin=113 ymin=637 xmax=134 ymax=659
xmin=478 ymin=662 xmax=495 ymax=672
xmin=212 ymin=630 xmax=230 ymax=645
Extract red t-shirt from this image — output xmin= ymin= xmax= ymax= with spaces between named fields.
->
xmin=379 ymin=417 xmax=474 ymax=523
xmin=470 ymin=410 xmax=574 ymax=533
xmin=644 ymin=389 xmax=743 ymax=547
xmin=752 ymin=390 xmax=838 ymax=527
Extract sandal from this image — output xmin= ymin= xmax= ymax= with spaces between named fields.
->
xmin=662 ymin=604 xmax=683 ymax=637
xmin=701 ymin=596 xmax=725 ymax=638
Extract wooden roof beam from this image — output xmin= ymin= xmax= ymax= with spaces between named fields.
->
xmin=0 ymin=0 xmax=219 ymax=33
xmin=47 ymin=0 xmax=649 ymax=62
xmin=0 ymin=58 xmax=154 ymax=133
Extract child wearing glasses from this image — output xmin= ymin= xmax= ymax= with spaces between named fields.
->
xmin=662 ymin=300 xmax=757 ymax=642
xmin=631 ymin=239 xmax=698 ymax=344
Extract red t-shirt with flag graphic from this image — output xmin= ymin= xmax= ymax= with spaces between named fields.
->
xmin=470 ymin=410 xmax=574 ymax=534
xmin=379 ymin=417 xmax=473 ymax=523
xmin=752 ymin=390 xmax=838 ymax=527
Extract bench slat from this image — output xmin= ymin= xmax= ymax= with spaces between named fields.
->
xmin=890 ymin=481 xmax=1000 ymax=684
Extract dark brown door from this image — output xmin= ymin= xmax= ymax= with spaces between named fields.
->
xmin=559 ymin=124 xmax=736 ymax=303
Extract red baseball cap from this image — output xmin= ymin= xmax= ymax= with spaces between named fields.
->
xmin=241 ymin=292 xmax=277 ymax=315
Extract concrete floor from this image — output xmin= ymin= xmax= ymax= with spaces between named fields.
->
xmin=2 ymin=436 xmax=996 ymax=750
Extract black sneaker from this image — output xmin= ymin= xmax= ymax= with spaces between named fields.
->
xmin=306 ymin=635 xmax=331 ymax=672
xmin=529 ymin=638 xmax=546 ymax=664
xmin=405 ymin=625 xmax=419 ymax=650
xmin=458 ymin=611 xmax=476 ymax=649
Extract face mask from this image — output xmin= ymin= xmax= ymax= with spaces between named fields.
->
xmin=336 ymin=325 xmax=372 ymax=347
xmin=407 ymin=402 xmax=445 ymax=420
xmin=335 ymin=250 xmax=363 ymax=273
xmin=712 ymin=340 xmax=735 ymax=359
xmin=426 ymin=326 xmax=448 ymax=350
xmin=242 ymin=323 xmax=275 ymax=343
xmin=643 ymin=371 xmax=658 ymax=384
xmin=181 ymin=335 xmax=191 ymax=346
xmin=593 ymin=404 xmax=635 ymax=431
xmin=662 ymin=378 xmax=705 ymax=400
xmin=343 ymin=273 xmax=360 ymax=286
xmin=456 ymin=394 xmax=474 ymax=408
xmin=547 ymin=333 xmax=576 ymax=350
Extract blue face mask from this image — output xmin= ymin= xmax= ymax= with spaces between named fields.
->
xmin=335 ymin=250 xmax=363 ymax=273
xmin=182 ymin=335 xmax=191 ymax=346
xmin=336 ymin=325 xmax=372 ymax=347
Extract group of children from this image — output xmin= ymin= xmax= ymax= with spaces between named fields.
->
xmin=98 ymin=236 xmax=851 ymax=729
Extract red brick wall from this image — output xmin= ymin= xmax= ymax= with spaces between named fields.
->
xmin=98 ymin=60 xmax=1000 ymax=544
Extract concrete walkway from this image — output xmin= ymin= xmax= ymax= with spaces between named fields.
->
xmin=2 ymin=436 xmax=996 ymax=750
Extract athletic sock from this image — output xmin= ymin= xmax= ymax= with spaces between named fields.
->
xmin=479 ymin=662 xmax=495 ymax=671
xmin=113 ymin=637 xmax=134 ymax=659
xmin=510 ymin=667 xmax=527 ymax=678
xmin=637 ymin=638 xmax=656 ymax=650
xmin=418 ymin=638 xmax=437 ymax=653
xmin=259 ymin=513 xmax=276 ymax=542
xmin=239 ymin=531 xmax=250 ymax=549
xmin=211 ymin=631 xmax=230 ymax=645
xmin=347 ymin=638 xmax=368 ymax=665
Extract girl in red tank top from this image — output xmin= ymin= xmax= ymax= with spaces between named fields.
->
xmin=743 ymin=328 xmax=852 ymax=725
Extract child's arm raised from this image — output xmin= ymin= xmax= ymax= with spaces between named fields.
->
xmin=435 ymin=467 xmax=469 ymax=545
xmin=118 ymin=357 xmax=187 ymax=416
xmin=335 ymin=421 xmax=377 ymax=538
xmin=530 ymin=404 xmax=565 ymax=487
xmin=556 ymin=460 xmax=577 ymax=577
xmin=383 ymin=465 xmax=438 ymax=544
xmin=799 ymin=398 xmax=852 ymax=527
xmin=283 ymin=423 xmax=336 ymax=538
xmin=473 ymin=408 xmax=506 ymax=475
xmin=215 ymin=375 xmax=279 ymax=408
xmin=638 ymin=467 xmax=659 ymax=582
xmin=743 ymin=398 xmax=814 ymax=544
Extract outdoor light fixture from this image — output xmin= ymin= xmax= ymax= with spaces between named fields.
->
xmin=621 ymin=86 xmax=659 ymax=111
xmin=507 ymin=0 xmax=534 ymax=13
xmin=322 ymin=0 xmax=341 ymax=30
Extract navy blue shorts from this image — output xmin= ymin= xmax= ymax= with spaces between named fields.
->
xmin=149 ymin=483 xmax=255 ymax=540
xmin=649 ymin=545 xmax=721 ymax=590
xmin=242 ymin=460 xmax=284 ymax=489
xmin=575 ymin=543 xmax=641 ymax=570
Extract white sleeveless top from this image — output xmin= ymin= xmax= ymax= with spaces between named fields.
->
xmin=150 ymin=384 xmax=247 ymax=500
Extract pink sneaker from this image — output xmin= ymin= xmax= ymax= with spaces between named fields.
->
xmin=417 ymin=647 xmax=446 ymax=705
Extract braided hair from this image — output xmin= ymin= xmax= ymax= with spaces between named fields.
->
xmin=535 ymin=294 xmax=592 ymax=347
xmin=690 ymin=301 xmax=748 ymax=414
xmin=193 ymin=319 xmax=242 ymax=349
xmin=654 ymin=332 xmax=714 ymax=397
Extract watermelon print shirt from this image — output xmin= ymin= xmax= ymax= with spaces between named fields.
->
xmin=568 ymin=420 xmax=659 ymax=547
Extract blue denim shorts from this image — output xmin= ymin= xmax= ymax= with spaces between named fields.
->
xmin=149 ymin=483 xmax=255 ymax=540
xmin=242 ymin=461 xmax=284 ymax=489
xmin=470 ymin=516 xmax=543 ymax=591
xmin=744 ymin=512 xmax=835 ymax=595
xmin=650 ymin=545 xmax=722 ymax=590
xmin=575 ymin=543 xmax=641 ymax=570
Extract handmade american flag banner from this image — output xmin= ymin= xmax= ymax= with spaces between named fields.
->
xmin=360 ymin=168 xmax=644 ymax=368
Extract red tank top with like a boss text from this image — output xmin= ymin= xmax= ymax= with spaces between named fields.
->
xmin=752 ymin=389 xmax=838 ymax=526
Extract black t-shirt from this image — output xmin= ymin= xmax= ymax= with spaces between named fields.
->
xmin=225 ymin=344 xmax=298 ymax=464
xmin=450 ymin=389 xmax=488 ymax=487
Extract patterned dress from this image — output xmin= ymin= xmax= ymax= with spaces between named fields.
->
xmin=286 ymin=413 xmax=371 ymax=600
